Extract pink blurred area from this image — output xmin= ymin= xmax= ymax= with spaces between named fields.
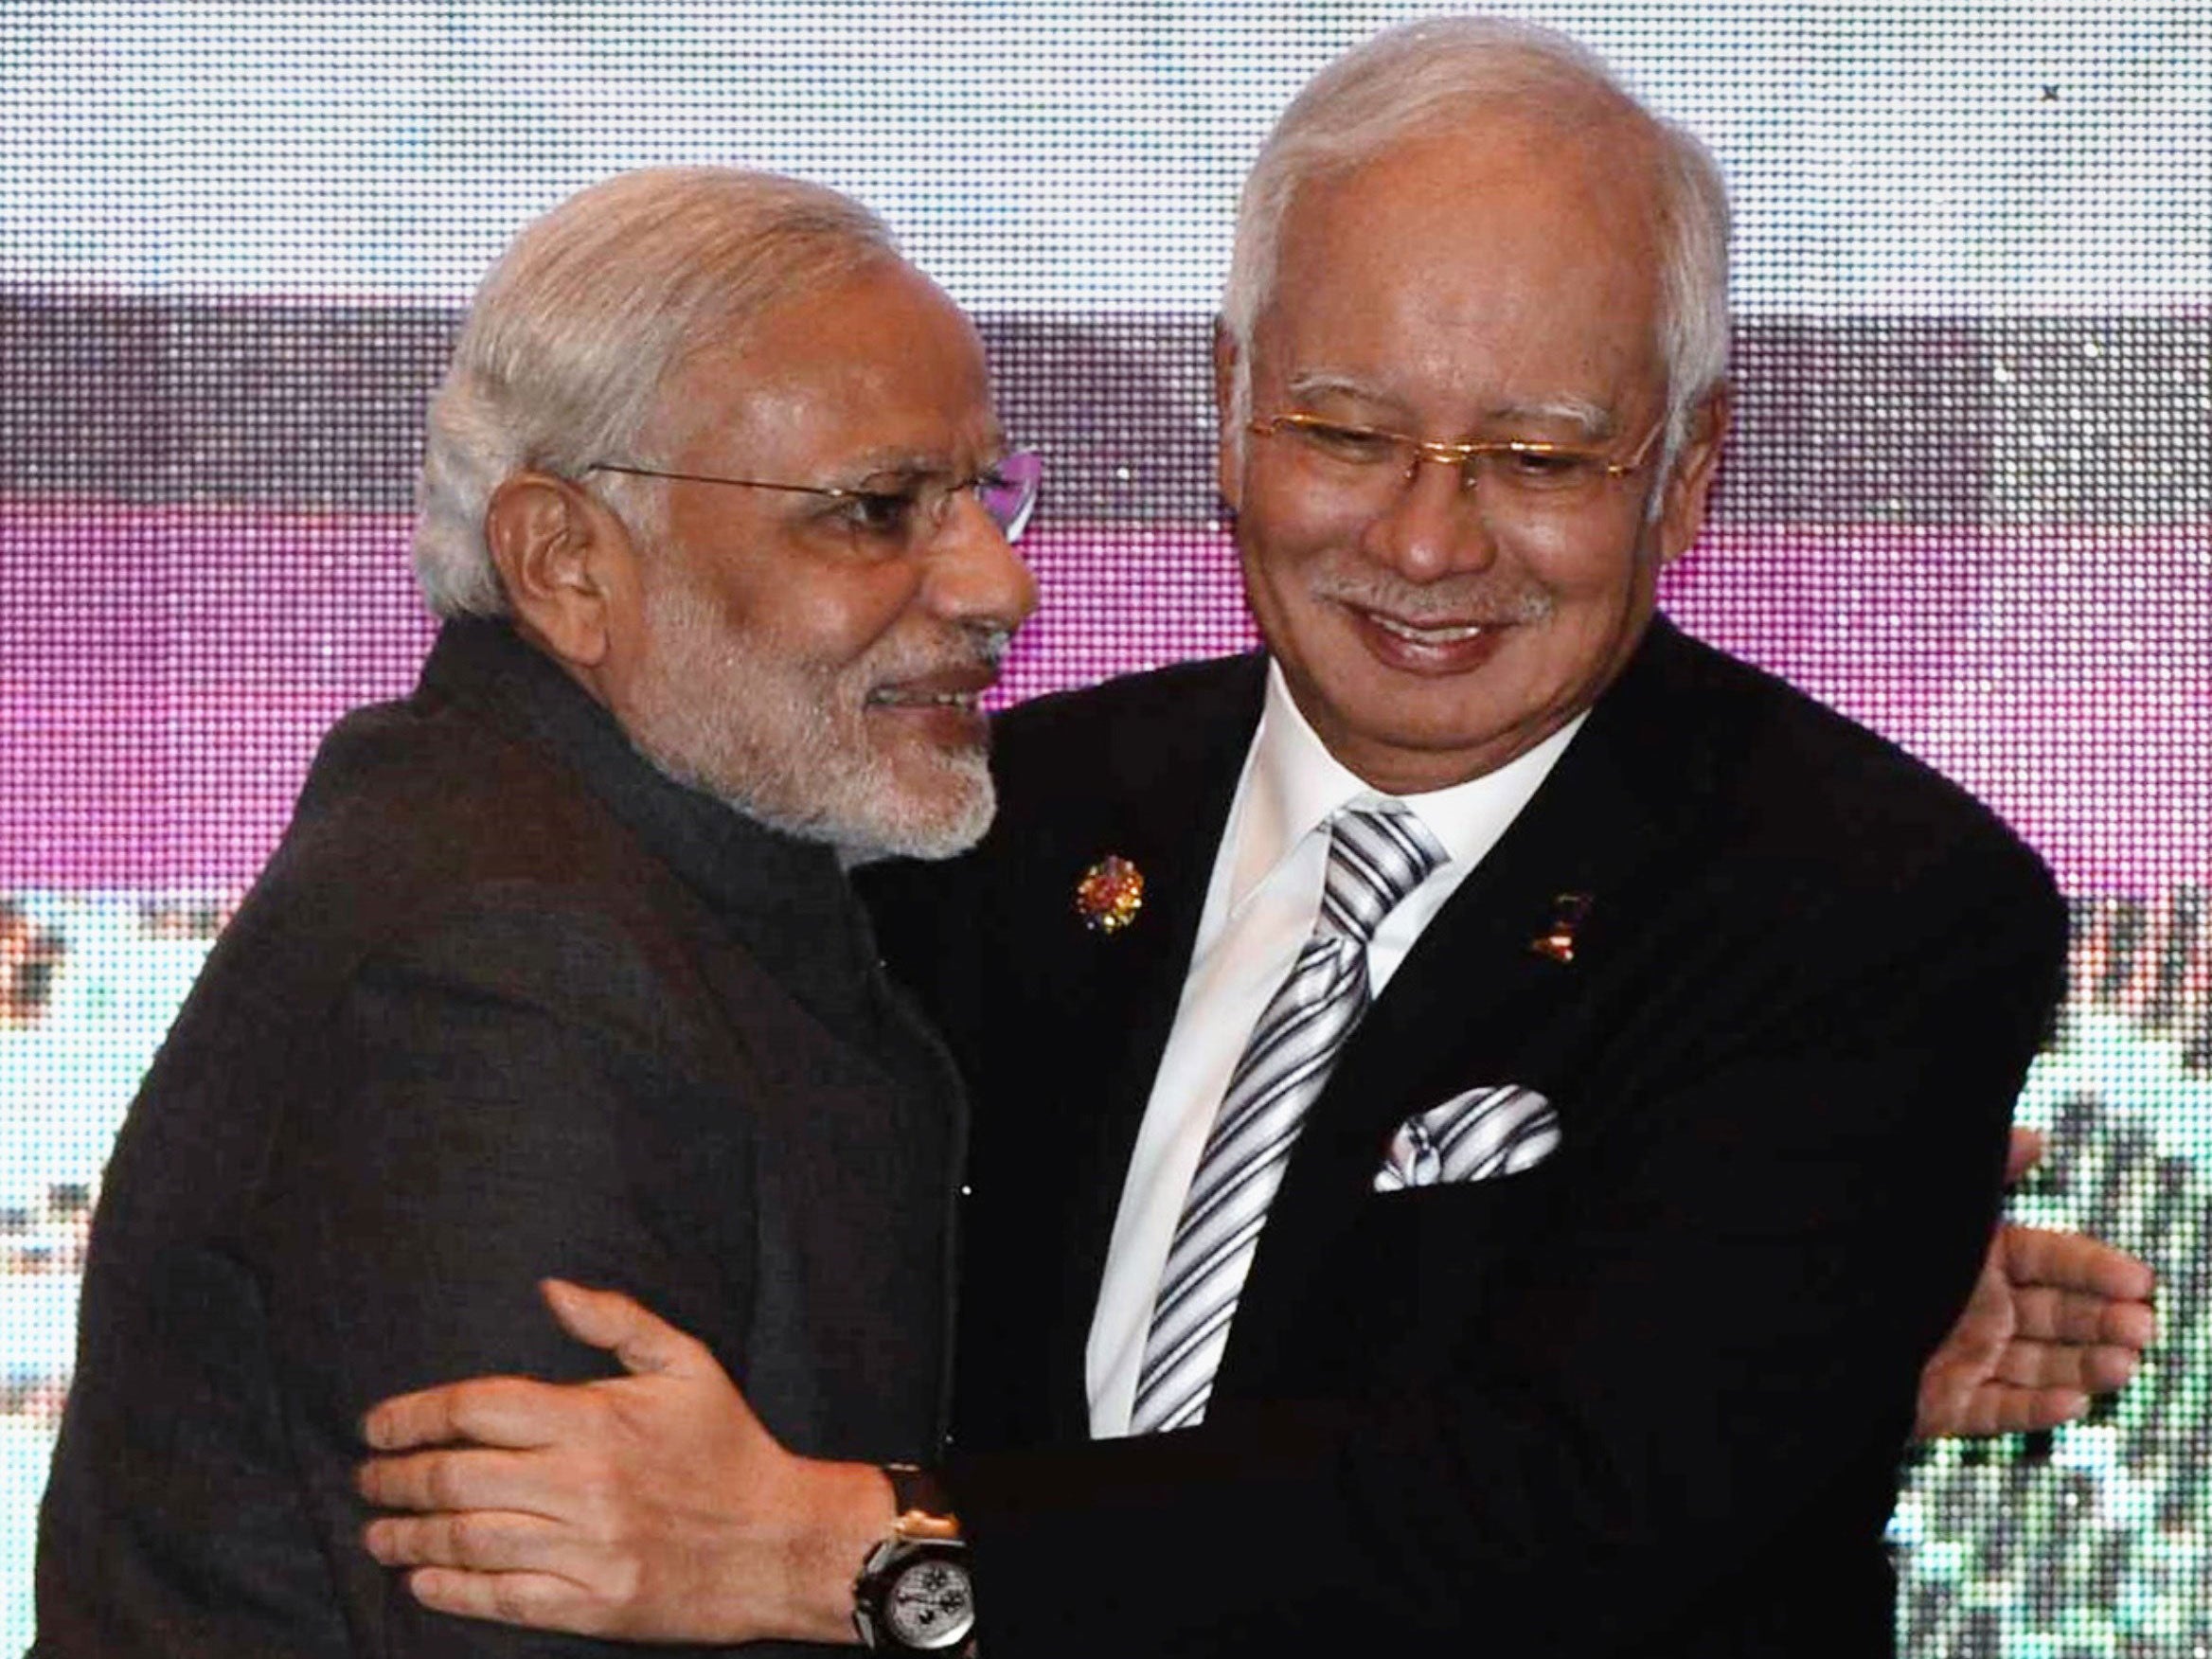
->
xmin=2 ymin=500 xmax=435 ymax=891
xmin=2 ymin=501 xmax=2204 ymax=895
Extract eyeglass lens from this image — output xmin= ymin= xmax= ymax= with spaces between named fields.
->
xmin=979 ymin=450 xmax=1043 ymax=541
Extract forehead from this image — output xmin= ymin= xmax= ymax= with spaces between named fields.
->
xmin=1257 ymin=122 xmax=1668 ymax=422
xmin=658 ymin=258 xmax=997 ymax=472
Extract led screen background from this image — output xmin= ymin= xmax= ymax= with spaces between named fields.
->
xmin=1 ymin=3 xmax=2206 ymax=1650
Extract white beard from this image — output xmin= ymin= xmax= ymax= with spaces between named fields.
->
xmin=621 ymin=571 xmax=999 ymax=864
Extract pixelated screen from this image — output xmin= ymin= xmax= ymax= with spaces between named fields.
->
xmin=1 ymin=2 xmax=2205 ymax=1650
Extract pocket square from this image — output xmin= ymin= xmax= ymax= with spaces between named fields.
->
xmin=1373 ymin=1085 xmax=1561 ymax=1192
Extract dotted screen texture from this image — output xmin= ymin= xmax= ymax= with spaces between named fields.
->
xmin=1 ymin=4 xmax=2206 ymax=1653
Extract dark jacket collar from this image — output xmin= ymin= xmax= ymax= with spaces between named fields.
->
xmin=415 ymin=617 xmax=881 ymax=1018
xmin=1045 ymin=615 xmax=1704 ymax=1148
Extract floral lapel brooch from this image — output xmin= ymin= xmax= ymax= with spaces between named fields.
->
xmin=1075 ymin=854 xmax=1146 ymax=935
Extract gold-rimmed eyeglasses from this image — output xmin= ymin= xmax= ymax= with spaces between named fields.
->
xmin=1246 ymin=413 xmax=1663 ymax=509
xmin=584 ymin=449 xmax=1042 ymax=548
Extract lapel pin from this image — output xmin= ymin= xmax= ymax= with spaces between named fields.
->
xmin=1074 ymin=854 xmax=1146 ymax=935
xmin=1529 ymin=892 xmax=1593 ymax=964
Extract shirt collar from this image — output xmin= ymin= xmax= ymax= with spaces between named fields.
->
xmin=1229 ymin=657 xmax=1589 ymax=913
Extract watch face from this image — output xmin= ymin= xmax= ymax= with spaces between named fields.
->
xmin=885 ymin=1553 xmax=975 ymax=1650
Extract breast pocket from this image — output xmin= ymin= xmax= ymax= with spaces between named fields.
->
xmin=1346 ymin=1159 xmax=1575 ymax=1372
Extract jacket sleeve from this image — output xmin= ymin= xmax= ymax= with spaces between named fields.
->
xmin=250 ymin=895 xmax=756 ymax=1659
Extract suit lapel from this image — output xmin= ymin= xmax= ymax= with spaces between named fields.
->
xmin=1018 ymin=655 xmax=1265 ymax=1422
xmin=1223 ymin=622 xmax=1706 ymax=1375
xmin=1061 ymin=816 xmax=1220 ymax=1309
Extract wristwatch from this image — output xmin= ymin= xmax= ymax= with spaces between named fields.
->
xmin=851 ymin=1463 xmax=976 ymax=1654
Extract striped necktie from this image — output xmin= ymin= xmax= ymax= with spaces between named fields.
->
xmin=1130 ymin=802 xmax=1447 ymax=1435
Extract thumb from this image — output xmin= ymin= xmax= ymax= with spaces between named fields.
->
xmin=540 ymin=1277 xmax=715 ymax=1378
xmin=2004 ymin=1125 xmax=2046 ymax=1186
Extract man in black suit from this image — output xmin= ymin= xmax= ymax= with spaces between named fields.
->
xmin=353 ymin=19 xmax=2150 ymax=1657
xmin=32 ymin=166 xmax=1038 ymax=1656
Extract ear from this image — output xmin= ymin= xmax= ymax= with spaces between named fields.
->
xmin=1211 ymin=320 xmax=1245 ymax=515
xmin=484 ymin=472 xmax=638 ymax=671
xmin=1656 ymin=384 xmax=1732 ymax=566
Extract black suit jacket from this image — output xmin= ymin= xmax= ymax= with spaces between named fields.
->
xmin=37 ymin=619 xmax=965 ymax=1658
xmin=864 ymin=617 xmax=2066 ymax=1657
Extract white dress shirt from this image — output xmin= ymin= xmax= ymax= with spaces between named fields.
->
xmin=1085 ymin=661 xmax=1587 ymax=1436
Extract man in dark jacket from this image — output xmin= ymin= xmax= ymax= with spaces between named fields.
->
xmin=33 ymin=165 xmax=1038 ymax=1658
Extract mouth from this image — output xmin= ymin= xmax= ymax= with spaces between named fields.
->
xmin=1344 ymin=604 xmax=1521 ymax=675
xmin=863 ymin=663 xmax=998 ymax=745
xmin=865 ymin=661 xmax=996 ymax=713
xmin=865 ymin=687 xmax=986 ymax=712
xmin=1360 ymin=611 xmax=1502 ymax=647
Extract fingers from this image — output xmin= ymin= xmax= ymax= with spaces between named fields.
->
xmin=360 ymin=1288 xmax=728 ymax=1457
xmin=2007 ymin=1284 xmax=2159 ymax=1353
xmin=363 ymin=1375 xmax=579 ymax=1454
xmin=403 ymin=1565 xmax=612 ymax=1637
xmin=539 ymin=1278 xmax=716 ymax=1379
xmin=1958 ymin=1384 xmax=2093 ymax=1437
xmin=365 ymin=1507 xmax=568 ymax=1575
xmin=358 ymin=1446 xmax=564 ymax=1518
xmin=1914 ymin=1371 xmax=1975 ymax=1441
xmin=2077 ymin=1341 xmax=2147 ymax=1393
xmin=1945 ymin=1252 xmax=2013 ymax=1345
xmin=2000 ymin=1225 xmax=2157 ymax=1304
xmin=1994 ymin=1337 xmax=2146 ymax=1393
xmin=2094 ymin=1293 xmax=2159 ymax=1349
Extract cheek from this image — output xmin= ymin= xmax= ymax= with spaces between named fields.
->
xmin=1237 ymin=538 xmax=1319 ymax=655
xmin=1236 ymin=491 xmax=1340 ymax=614
xmin=1505 ymin=510 xmax=1652 ymax=606
xmin=1518 ymin=556 xmax=1662 ymax=700
xmin=767 ymin=564 xmax=926 ymax=672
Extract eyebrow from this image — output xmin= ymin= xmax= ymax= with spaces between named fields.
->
xmin=1284 ymin=371 xmax=1390 ymax=406
xmin=836 ymin=437 xmax=1012 ymax=487
xmin=1489 ymin=399 xmax=1616 ymax=438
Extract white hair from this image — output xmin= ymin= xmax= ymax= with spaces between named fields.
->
xmin=1221 ymin=16 xmax=1733 ymax=458
xmin=412 ymin=167 xmax=900 ymax=617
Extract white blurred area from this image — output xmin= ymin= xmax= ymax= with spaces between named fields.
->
xmin=2 ymin=1 xmax=2204 ymax=313
xmin=0 ymin=898 xmax=217 ymax=1652
xmin=0 ymin=900 xmax=213 ymax=1214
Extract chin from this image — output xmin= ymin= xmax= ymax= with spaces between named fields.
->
xmin=825 ymin=746 xmax=998 ymax=865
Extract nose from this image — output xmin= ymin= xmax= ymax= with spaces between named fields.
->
xmin=1356 ymin=450 xmax=1500 ymax=585
xmin=923 ymin=493 xmax=1039 ymax=634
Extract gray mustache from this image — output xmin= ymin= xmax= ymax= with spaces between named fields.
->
xmin=1309 ymin=571 xmax=1554 ymax=627
xmin=865 ymin=622 xmax=1012 ymax=684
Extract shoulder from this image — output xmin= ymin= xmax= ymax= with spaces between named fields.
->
xmin=347 ymin=883 xmax=704 ymax=1038
xmin=275 ymin=690 xmax=683 ymax=929
xmin=983 ymin=652 xmax=1263 ymax=827
xmin=995 ymin=651 xmax=1263 ymax=735
xmin=196 ymin=694 xmax=722 ymax=1068
xmin=293 ymin=692 xmax=637 ymax=878
xmin=1542 ymin=629 xmax=2069 ymax=1139
xmin=1618 ymin=621 xmax=2058 ymax=913
xmin=1535 ymin=621 xmax=2070 ymax=1062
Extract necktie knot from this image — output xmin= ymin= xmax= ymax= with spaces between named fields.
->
xmin=1317 ymin=803 xmax=1447 ymax=946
